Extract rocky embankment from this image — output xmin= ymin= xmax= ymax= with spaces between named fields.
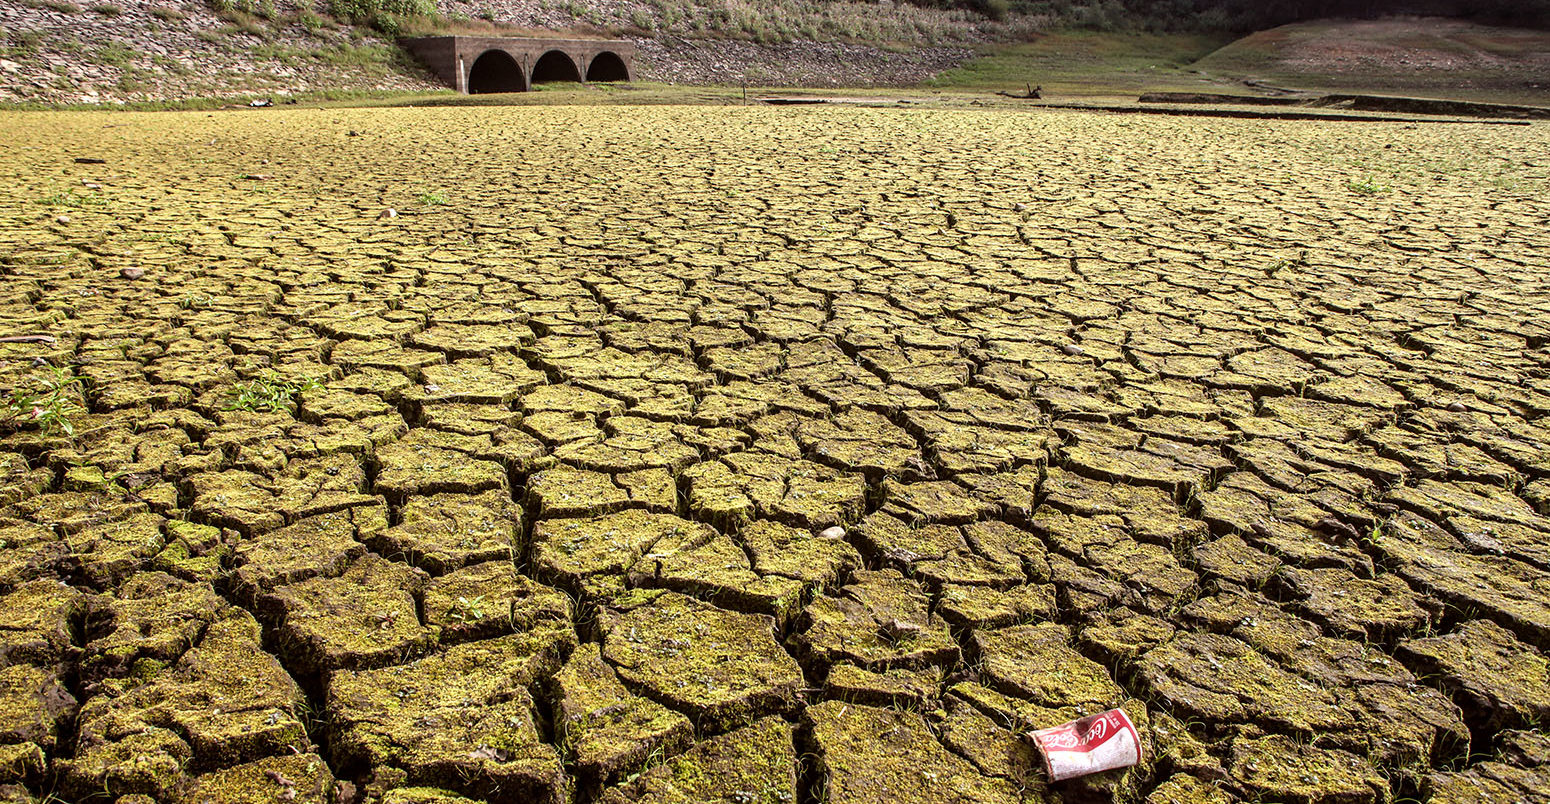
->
xmin=0 ymin=0 xmax=443 ymax=105
xmin=0 ymin=0 xmax=981 ymax=105
xmin=632 ymin=36 xmax=971 ymax=87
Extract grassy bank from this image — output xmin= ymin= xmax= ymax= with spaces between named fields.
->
xmin=926 ymin=30 xmax=1233 ymax=97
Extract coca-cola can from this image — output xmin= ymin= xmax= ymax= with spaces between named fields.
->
xmin=1028 ymin=708 xmax=1143 ymax=782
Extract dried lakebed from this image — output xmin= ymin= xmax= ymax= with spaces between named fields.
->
xmin=0 ymin=106 xmax=1547 ymax=804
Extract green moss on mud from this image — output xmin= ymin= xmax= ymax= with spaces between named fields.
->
xmin=806 ymin=699 xmax=1021 ymax=804
xmin=264 ymin=553 xmax=436 ymax=675
xmin=601 ymin=592 xmax=802 ymax=731
xmin=61 ymin=609 xmax=308 ymax=799
xmin=179 ymin=753 xmax=335 ymax=804
xmin=600 ymin=715 xmax=794 ymax=804
xmin=552 ymin=643 xmax=693 ymax=784
xmin=327 ymin=627 xmax=575 ymax=804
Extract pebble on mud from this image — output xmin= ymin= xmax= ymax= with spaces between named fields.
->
xmin=54 ymin=215 xmax=69 ymax=225
xmin=817 ymin=526 xmax=846 ymax=540
xmin=378 ymin=208 xmax=398 ymax=219
xmin=119 ymin=267 xmax=144 ymax=280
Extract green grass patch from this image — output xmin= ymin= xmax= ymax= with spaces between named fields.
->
xmin=1346 ymin=175 xmax=1392 ymax=197
xmin=36 ymin=189 xmax=107 ymax=208
xmin=223 ymin=373 xmax=321 ymax=413
xmin=95 ymin=42 xmax=137 ymax=68
xmin=926 ymin=30 xmax=1232 ymax=95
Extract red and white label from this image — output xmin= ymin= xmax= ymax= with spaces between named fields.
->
xmin=1028 ymin=709 xmax=1142 ymax=782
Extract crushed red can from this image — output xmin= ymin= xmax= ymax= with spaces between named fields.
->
xmin=1028 ymin=708 xmax=1142 ymax=781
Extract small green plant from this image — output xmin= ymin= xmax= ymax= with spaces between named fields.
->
xmin=327 ymin=0 xmax=433 ymax=33
xmin=417 ymin=190 xmax=448 ymax=206
xmin=1347 ymin=175 xmax=1392 ymax=196
xmin=295 ymin=7 xmax=326 ymax=32
xmin=37 ymin=189 xmax=107 ymax=208
xmin=178 ymin=291 xmax=215 ymax=309
xmin=222 ymin=372 xmax=320 ymax=413
xmin=88 ymin=3 xmax=122 ymax=15
xmin=41 ymin=0 xmax=81 ymax=12
xmin=96 ymin=42 xmax=137 ymax=67
xmin=447 ymin=595 xmax=487 ymax=623
xmin=2 ymin=366 xmax=85 ymax=437
xmin=149 ymin=6 xmax=185 ymax=21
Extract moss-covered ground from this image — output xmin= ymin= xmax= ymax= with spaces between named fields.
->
xmin=0 ymin=104 xmax=1547 ymax=804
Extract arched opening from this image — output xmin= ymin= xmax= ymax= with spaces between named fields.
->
xmin=467 ymin=49 xmax=526 ymax=94
xmin=585 ymin=51 xmax=630 ymax=82
xmin=530 ymin=50 xmax=582 ymax=84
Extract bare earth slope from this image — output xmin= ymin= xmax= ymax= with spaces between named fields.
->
xmin=1193 ymin=16 xmax=1550 ymax=100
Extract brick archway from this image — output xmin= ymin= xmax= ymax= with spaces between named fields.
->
xmin=585 ymin=50 xmax=630 ymax=82
xmin=467 ymin=49 xmax=527 ymax=94
xmin=530 ymin=49 xmax=582 ymax=84
xmin=404 ymin=36 xmax=636 ymax=94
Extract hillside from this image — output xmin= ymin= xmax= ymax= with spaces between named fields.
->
xmin=1193 ymin=16 xmax=1550 ymax=100
xmin=0 ymin=0 xmax=1039 ymax=104
xmin=0 ymin=0 xmax=443 ymax=105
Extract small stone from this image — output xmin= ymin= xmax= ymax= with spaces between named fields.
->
xmin=120 ymin=267 xmax=144 ymax=280
xmin=1013 ymin=202 xmax=1027 ymax=211
xmin=378 ymin=208 xmax=398 ymax=219
xmin=817 ymin=525 xmax=846 ymax=540
xmin=1061 ymin=343 xmax=1085 ymax=356
xmin=55 ymin=215 xmax=70 ymax=224
xmin=1446 ymin=401 xmax=1468 ymax=412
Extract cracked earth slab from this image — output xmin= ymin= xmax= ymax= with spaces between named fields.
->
xmin=0 ymin=106 xmax=1548 ymax=804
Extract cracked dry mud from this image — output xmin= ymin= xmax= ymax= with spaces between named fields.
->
xmin=0 ymin=106 xmax=1547 ymax=804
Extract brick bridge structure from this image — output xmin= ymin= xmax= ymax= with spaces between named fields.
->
xmin=403 ymin=36 xmax=634 ymax=94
